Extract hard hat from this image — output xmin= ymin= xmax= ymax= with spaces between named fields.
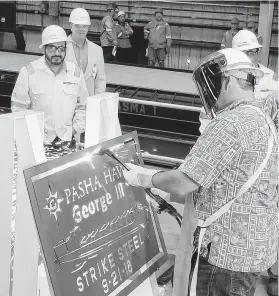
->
xmin=106 ymin=2 xmax=118 ymax=11
xmin=193 ymin=48 xmax=264 ymax=119
xmin=155 ymin=8 xmax=164 ymax=14
xmin=69 ymin=8 xmax=91 ymax=25
xmin=39 ymin=25 xmax=68 ymax=48
xmin=231 ymin=17 xmax=239 ymax=24
xmin=232 ymin=29 xmax=262 ymax=51
xmin=117 ymin=11 xmax=126 ymax=17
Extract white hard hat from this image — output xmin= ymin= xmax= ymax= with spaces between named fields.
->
xmin=219 ymin=48 xmax=263 ymax=78
xmin=39 ymin=25 xmax=68 ymax=48
xmin=69 ymin=8 xmax=91 ymax=25
xmin=117 ymin=11 xmax=126 ymax=17
xmin=232 ymin=29 xmax=262 ymax=51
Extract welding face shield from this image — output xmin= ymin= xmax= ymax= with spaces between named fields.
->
xmin=193 ymin=48 xmax=264 ymax=119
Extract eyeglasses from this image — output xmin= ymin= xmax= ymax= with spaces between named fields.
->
xmin=45 ymin=45 xmax=66 ymax=53
xmin=73 ymin=24 xmax=89 ymax=29
xmin=245 ymin=49 xmax=260 ymax=57
xmin=247 ymin=27 xmax=254 ymax=30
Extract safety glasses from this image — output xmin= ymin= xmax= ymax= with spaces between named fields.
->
xmin=244 ymin=49 xmax=260 ymax=57
xmin=45 ymin=45 xmax=66 ymax=53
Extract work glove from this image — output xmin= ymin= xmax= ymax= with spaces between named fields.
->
xmin=146 ymin=188 xmax=171 ymax=211
xmin=123 ymin=163 xmax=160 ymax=188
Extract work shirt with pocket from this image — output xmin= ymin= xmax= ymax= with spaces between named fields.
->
xmin=11 ymin=56 xmax=88 ymax=142
xmin=144 ymin=20 xmax=172 ymax=49
xmin=114 ymin=22 xmax=133 ymax=48
xmin=100 ymin=15 xmax=116 ymax=47
xmin=66 ymin=35 xmax=106 ymax=96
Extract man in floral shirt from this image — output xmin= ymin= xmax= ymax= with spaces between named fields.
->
xmin=123 ymin=49 xmax=278 ymax=296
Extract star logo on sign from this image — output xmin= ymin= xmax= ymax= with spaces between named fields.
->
xmin=43 ymin=189 xmax=64 ymax=222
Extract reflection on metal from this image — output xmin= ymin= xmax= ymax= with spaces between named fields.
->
xmin=142 ymin=153 xmax=184 ymax=165
xmin=120 ymin=97 xmax=202 ymax=112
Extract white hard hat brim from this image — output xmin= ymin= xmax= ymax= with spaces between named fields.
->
xmin=236 ymin=43 xmax=263 ymax=51
xmin=39 ymin=39 xmax=72 ymax=48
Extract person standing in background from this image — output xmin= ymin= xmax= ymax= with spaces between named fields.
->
xmin=100 ymin=2 xmax=118 ymax=62
xmin=221 ymin=17 xmax=240 ymax=49
xmin=144 ymin=8 xmax=172 ymax=67
xmin=246 ymin=20 xmax=263 ymax=45
xmin=66 ymin=8 xmax=106 ymax=96
xmin=115 ymin=11 xmax=133 ymax=63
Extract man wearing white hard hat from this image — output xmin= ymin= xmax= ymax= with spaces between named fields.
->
xmin=114 ymin=11 xmax=133 ymax=63
xmin=122 ymin=48 xmax=278 ymax=296
xmin=232 ymin=29 xmax=278 ymax=99
xmin=199 ymin=29 xmax=278 ymax=134
xmin=66 ymin=8 xmax=106 ymax=96
xmin=11 ymin=25 xmax=88 ymax=147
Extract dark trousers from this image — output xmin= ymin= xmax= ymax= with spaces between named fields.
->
xmin=102 ymin=46 xmax=115 ymax=62
xmin=189 ymin=254 xmax=261 ymax=296
xmin=116 ymin=47 xmax=132 ymax=64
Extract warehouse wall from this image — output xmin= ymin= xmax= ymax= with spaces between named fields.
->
xmin=1 ymin=1 xmax=278 ymax=72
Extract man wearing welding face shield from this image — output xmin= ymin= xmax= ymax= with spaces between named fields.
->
xmin=123 ymin=48 xmax=278 ymax=296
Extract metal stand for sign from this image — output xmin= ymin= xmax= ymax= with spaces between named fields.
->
xmin=0 ymin=110 xmax=46 ymax=296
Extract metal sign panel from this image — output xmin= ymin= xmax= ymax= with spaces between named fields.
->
xmin=24 ymin=132 xmax=167 ymax=296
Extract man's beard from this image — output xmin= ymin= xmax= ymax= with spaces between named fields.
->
xmin=45 ymin=54 xmax=65 ymax=66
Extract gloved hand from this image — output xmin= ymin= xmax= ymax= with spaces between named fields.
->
xmin=146 ymin=188 xmax=171 ymax=211
xmin=113 ymin=39 xmax=118 ymax=46
xmin=123 ymin=163 xmax=160 ymax=188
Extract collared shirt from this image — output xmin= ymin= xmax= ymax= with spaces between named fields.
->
xmin=180 ymin=99 xmax=278 ymax=272
xmin=11 ymin=56 xmax=88 ymax=142
xmin=255 ymin=64 xmax=278 ymax=99
xmin=221 ymin=30 xmax=239 ymax=48
xmin=68 ymin=35 xmax=88 ymax=73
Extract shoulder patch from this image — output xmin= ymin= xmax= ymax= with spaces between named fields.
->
xmin=272 ymin=72 xmax=278 ymax=81
xmin=25 ymin=63 xmax=35 ymax=75
xmin=74 ymin=65 xmax=81 ymax=77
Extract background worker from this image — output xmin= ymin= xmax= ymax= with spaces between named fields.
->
xmin=144 ymin=8 xmax=172 ymax=67
xmin=221 ymin=17 xmax=240 ymax=49
xmin=11 ymin=25 xmax=88 ymax=148
xmin=115 ymin=11 xmax=133 ymax=63
xmin=200 ymin=29 xmax=278 ymax=134
xmin=100 ymin=2 xmax=118 ymax=62
xmin=66 ymin=8 xmax=106 ymax=96
xmin=123 ymin=48 xmax=278 ymax=296
xmin=246 ymin=20 xmax=263 ymax=45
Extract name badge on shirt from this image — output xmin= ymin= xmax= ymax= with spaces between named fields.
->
xmin=63 ymin=82 xmax=78 ymax=85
